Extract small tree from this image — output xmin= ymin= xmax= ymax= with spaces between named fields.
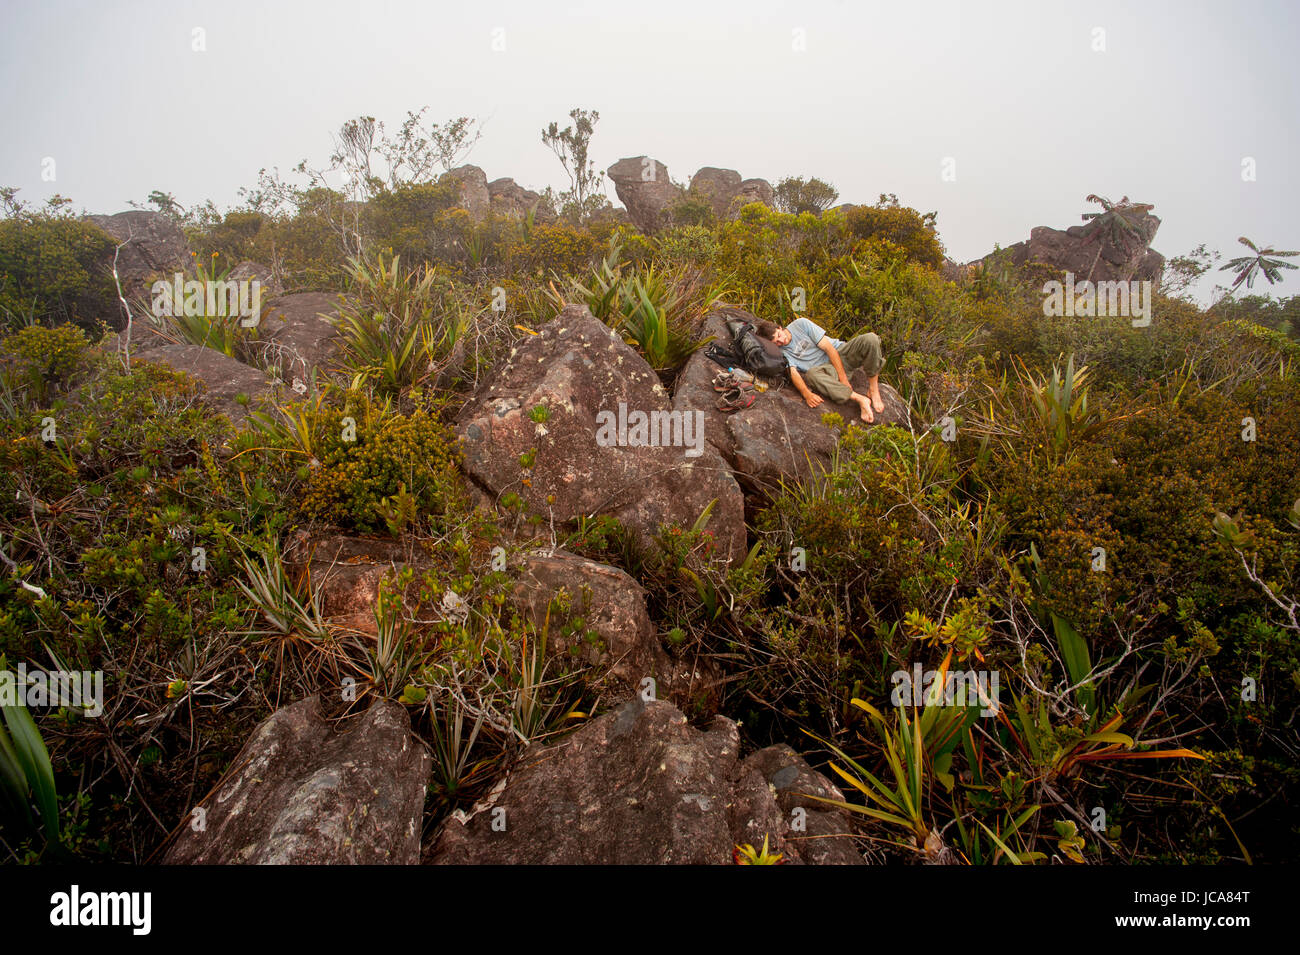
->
xmin=772 ymin=176 xmax=838 ymax=215
xmin=542 ymin=108 xmax=604 ymax=222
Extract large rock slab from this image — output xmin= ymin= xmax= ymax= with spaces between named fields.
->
xmin=429 ymin=697 xmax=862 ymax=864
xmin=607 ymin=156 xmax=683 ymax=234
xmin=84 ymin=210 xmax=191 ymax=299
xmin=456 ymin=304 xmax=747 ymax=564
xmin=687 ymin=169 xmax=775 ymax=219
xmin=164 ymin=696 xmax=430 ymax=865
xmin=510 ymin=547 xmax=720 ymax=711
xmin=250 ymin=291 xmax=346 ymax=386
xmin=672 ymin=306 xmax=910 ymax=497
xmin=138 ymin=344 xmax=278 ymax=424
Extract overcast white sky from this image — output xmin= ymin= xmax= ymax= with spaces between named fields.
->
xmin=2 ymin=0 xmax=1296 ymax=300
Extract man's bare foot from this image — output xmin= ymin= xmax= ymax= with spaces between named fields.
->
xmin=869 ymin=389 xmax=885 ymax=413
xmin=856 ymin=394 xmax=875 ymax=424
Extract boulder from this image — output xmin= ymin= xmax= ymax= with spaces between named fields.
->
xmin=671 ymin=306 xmax=910 ymax=498
xmin=509 ymin=547 xmax=720 ymax=711
xmin=488 ymin=177 xmax=554 ymax=222
xmin=85 ymin=211 xmax=191 ymax=304
xmin=137 ymin=344 xmax=278 ymax=425
xmin=733 ymin=178 xmax=775 ymax=210
xmin=228 ymin=260 xmax=282 ymax=296
xmin=689 ymin=167 xmax=743 ymax=219
xmin=743 ymin=744 xmax=868 ymax=865
xmin=249 ymin=291 xmax=346 ymax=386
xmin=163 ymin=696 xmax=430 ymax=865
xmin=282 ymin=530 xmax=433 ymax=639
xmin=441 ymin=165 xmax=491 ymax=222
xmin=456 ymin=304 xmax=747 ymax=564
xmin=607 ymin=156 xmax=683 ymax=234
xmin=429 ymin=697 xmax=863 ymax=864
xmin=990 ymin=201 xmax=1165 ymax=285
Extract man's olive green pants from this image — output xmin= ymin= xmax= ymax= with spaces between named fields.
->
xmin=799 ymin=332 xmax=884 ymax=402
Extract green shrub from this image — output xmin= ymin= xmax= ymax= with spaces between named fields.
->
xmin=0 ymin=324 xmax=91 ymax=403
xmin=296 ymin=397 xmax=465 ymax=533
xmin=517 ymin=222 xmax=602 ymax=280
xmin=0 ymin=213 xmax=117 ymax=334
xmin=844 ymin=195 xmax=944 ymax=269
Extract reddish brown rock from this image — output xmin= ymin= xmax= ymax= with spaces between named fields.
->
xmin=250 ymin=291 xmax=347 ymax=386
xmin=163 ymin=695 xmax=430 ymax=865
xmin=509 ymin=546 xmax=721 ymax=711
xmin=456 ymin=304 xmax=748 ymax=564
xmin=428 ymin=697 xmax=864 ymax=865
xmin=990 ymin=201 xmax=1165 ymax=284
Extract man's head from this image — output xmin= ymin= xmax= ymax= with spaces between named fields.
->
xmin=755 ymin=320 xmax=792 ymax=346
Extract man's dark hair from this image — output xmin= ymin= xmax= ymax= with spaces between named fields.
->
xmin=754 ymin=319 xmax=781 ymax=340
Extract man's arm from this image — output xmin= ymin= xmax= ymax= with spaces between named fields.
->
xmin=789 ymin=366 xmax=823 ymax=408
xmin=819 ymin=336 xmax=850 ymax=386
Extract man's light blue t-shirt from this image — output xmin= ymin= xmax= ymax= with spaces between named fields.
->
xmin=780 ymin=318 xmax=843 ymax=371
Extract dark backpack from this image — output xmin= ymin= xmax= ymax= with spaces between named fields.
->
xmin=726 ymin=318 xmax=788 ymax=380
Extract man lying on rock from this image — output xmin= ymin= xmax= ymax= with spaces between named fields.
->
xmin=754 ymin=317 xmax=887 ymax=423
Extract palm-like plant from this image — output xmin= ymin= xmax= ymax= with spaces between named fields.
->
xmin=1219 ymin=236 xmax=1299 ymax=294
xmin=1080 ymin=195 xmax=1152 ymax=282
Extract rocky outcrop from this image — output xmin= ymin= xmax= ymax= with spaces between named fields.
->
xmin=250 ymin=291 xmax=346 ymax=386
xmin=988 ymin=201 xmax=1165 ymax=284
xmin=734 ymin=178 xmax=775 ymax=209
xmin=607 ymin=156 xmax=684 ymax=234
xmin=689 ymin=167 xmax=743 ymax=218
xmin=84 ymin=210 xmax=191 ymax=298
xmin=441 ymin=165 xmax=491 ymax=222
xmin=164 ymin=696 xmax=430 ymax=865
xmin=429 ymin=697 xmax=862 ymax=865
xmin=137 ymin=344 xmax=278 ymax=425
xmin=510 ymin=547 xmax=720 ymax=711
xmin=456 ymin=304 xmax=748 ymax=564
xmin=672 ymin=307 xmax=910 ymax=499
xmin=488 ymin=177 xmax=554 ymax=222
xmin=682 ymin=168 xmax=776 ymax=221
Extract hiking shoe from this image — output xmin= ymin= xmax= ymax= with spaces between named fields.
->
xmin=716 ymin=386 xmax=757 ymax=412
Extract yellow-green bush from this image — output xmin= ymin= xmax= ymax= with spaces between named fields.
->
xmin=844 ymin=197 xmax=944 ymax=269
xmin=1 ymin=323 xmax=91 ymax=402
xmin=297 ymin=399 xmax=465 ymax=533
xmin=516 ymin=222 xmax=602 ymax=280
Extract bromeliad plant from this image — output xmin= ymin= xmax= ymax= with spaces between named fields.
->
xmin=332 ymin=254 xmax=464 ymax=396
xmin=806 ymin=689 xmax=979 ymax=855
xmin=0 ymin=656 xmax=60 ymax=853
xmin=158 ymin=252 xmax=260 ymax=359
xmin=558 ymin=240 xmax=718 ymax=373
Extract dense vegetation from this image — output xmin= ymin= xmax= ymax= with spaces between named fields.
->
xmin=1 ymin=110 xmax=1297 ymax=865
